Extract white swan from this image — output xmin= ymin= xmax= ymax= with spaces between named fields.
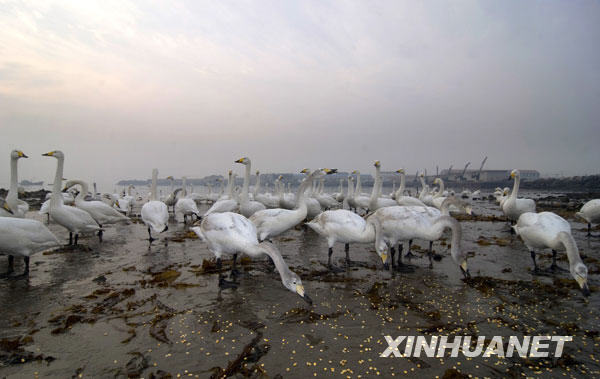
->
xmin=0 ymin=150 xmax=29 ymax=218
xmin=351 ymin=170 xmax=371 ymax=211
xmin=250 ymin=169 xmax=330 ymax=241
xmin=333 ymin=178 xmax=345 ymax=203
xmin=140 ymin=168 xmax=169 ymax=242
xmin=430 ymin=178 xmax=447 ymax=210
xmin=235 ymin=157 xmax=267 ymax=217
xmin=278 ymin=177 xmax=297 ymax=210
xmin=368 ymin=161 xmax=397 ymax=211
xmin=514 ymin=212 xmax=589 ymax=296
xmin=175 ymin=176 xmax=201 ymax=223
xmin=576 ymin=199 xmax=600 ymax=236
xmin=254 ymin=173 xmax=280 ymax=208
xmin=203 ymin=171 xmax=239 ymax=217
xmin=394 ymin=169 xmax=426 ymax=207
xmin=307 ymin=209 xmax=385 ymax=270
xmin=418 ymin=173 xmax=434 ymax=206
xmin=368 ymin=204 xmax=470 ymax=276
xmin=0 ymin=217 xmax=60 ymax=276
xmin=502 ymin=169 xmax=536 ymax=223
xmin=163 ymin=176 xmax=178 ymax=212
xmin=42 ymin=150 xmax=101 ymax=245
xmin=63 ymin=179 xmax=130 ymax=240
xmin=191 ymin=212 xmax=311 ymax=303
xmin=299 ymin=168 xmax=324 ymax=219
xmin=315 ymin=177 xmax=339 ymax=210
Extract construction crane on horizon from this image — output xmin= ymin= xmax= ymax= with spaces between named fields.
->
xmin=474 ymin=156 xmax=488 ymax=181
xmin=459 ymin=162 xmax=471 ymax=181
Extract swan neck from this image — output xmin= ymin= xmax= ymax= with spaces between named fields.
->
xmin=150 ymin=170 xmax=158 ymax=201
xmin=8 ymin=156 xmax=18 ymax=201
xmin=51 ymin=156 xmax=64 ymax=206
xmin=242 ymin=163 xmax=250 ymax=202
xmin=557 ymin=232 xmax=582 ymax=266
xmin=434 ymin=216 xmax=461 ymax=262
xmin=510 ymin=175 xmax=519 ymax=199
xmin=259 ymin=243 xmax=292 ymax=283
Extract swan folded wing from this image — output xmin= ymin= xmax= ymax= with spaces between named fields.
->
xmin=80 ymin=201 xmax=130 ymax=223
xmin=51 ymin=206 xmax=101 ymax=233
xmin=141 ymin=201 xmax=168 ymax=232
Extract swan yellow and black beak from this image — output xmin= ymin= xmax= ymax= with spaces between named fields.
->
xmin=300 ymin=168 xmax=309 ymax=174
xmin=374 ymin=160 xmax=380 ymax=167
xmin=235 ymin=157 xmax=246 ymax=163
xmin=510 ymin=171 xmax=516 ymax=179
xmin=1 ymin=199 xmax=13 ymax=214
xmin=323 ymin=168 xmax=337 ymax=175
xmin=396 ymin=169 xmax=404 ymax=173
xmin=296 ymin=284 xmax=312 ymax=305
xmin=17 ymin=151 xmax=28 ymax=158
xmin=575 ymin=276 xmax=590 ymax=296
xmin=351 ymin=170 xmax=358 ymax=174
xmin=42 ymin=151 xmax=55 ymax=157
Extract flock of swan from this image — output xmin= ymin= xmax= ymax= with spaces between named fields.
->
xmin=1 ymin=150 xmax=598 ymax=301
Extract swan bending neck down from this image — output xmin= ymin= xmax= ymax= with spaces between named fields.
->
xmin=192 ymin=212 xmax=311 ymax=303
xmin=514 ymin=211 xmax=589 ymax=296
xmin=250 ymin=169 xmax=331 ymax=241
xmin=1 ymin=150 xmax=29 ymax=218
xmin=42 ymin=150 xmax=101 ymax=245
xmin=369 ymin=206 xmax=469 ymax=276
xmin=141 ymin=168 xmax=169 ymax=242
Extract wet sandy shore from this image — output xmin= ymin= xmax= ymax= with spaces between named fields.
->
xmin=0 ymin=195 xmax=599 ymax=378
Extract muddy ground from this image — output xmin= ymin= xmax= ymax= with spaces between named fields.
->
xmin=0 ymin=192 xmax=599 ymax=378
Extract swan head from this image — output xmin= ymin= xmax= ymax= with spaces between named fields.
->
xmin=571 ymin=262 xmax=590 ymax=296
xmin=255 ymin=170 xmax=260 ymax=175
xmin=396 ymin=168 xmax=404 ymax=174
xmin=42 ymin=150 xmax=64 ymax=159
xmin=283 ymin=271 xmax=311 ymax=304
xmin=419 ymin=173 xmax=424 ymax=178
xmin=433 ymin=178 xmax=441 ymax=184
xmin=11 ymin=150 xmax=28 ymax=159
xmin=166 ymin=176 xmax=174 ymax=180
xmin=323 ymin=168 xmax=337 ymax=174
xmin=351 ymin=170 xmax=359 ymax=175
xmin=300 ymin=168 xmax=309 ymax=174
xmin=235 ymin=157 xmax=250 ymax=165
xmin=510 ymin=169 xmax=519 ymax=179
xmin=374 ymin=160 xmax=381 ymax=167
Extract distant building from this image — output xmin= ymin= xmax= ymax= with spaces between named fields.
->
xmin=439 ymin=169 xmax=540 ymax=182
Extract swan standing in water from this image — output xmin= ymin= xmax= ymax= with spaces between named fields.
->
xmin=191 ymin=212 xmax=311 ymax=303
xmin=42 ymin=151 xmax=102 ymax=245
xmin=141 ymin=168 xmax=169 ymax=242
xmin=502 ymin=169 xmax=536 ymax=232
xmin=250 ymin=169 xmax=332 ymax=241
xmin=63 ymin=179 xmax=130 ymax=241
xmin=418 ymin=173 xmax=434 ymax=206
xmin=0 ymin=150 xmax=29 ymax=218
xmin=175 ymin=176 xmax=201 ymax=223
xmin=368 ymin=202 xmax=470 ymax=276
xmin=351 ymin=170 xmax=371 ymax=212
xmin=576 ymin=199 xmax=600 ymax=236
xmin=235 ymin=157 xmax=267 ymax=217
xmin=163 ymin=176 xmax=178 ymax=213
xmin=307 ymin=209 xmax=386 ymax=271
xmin=514 ymin=212 xmax=590 ymax=296
xmin=0 ymin=217 xmax=60 ymax=277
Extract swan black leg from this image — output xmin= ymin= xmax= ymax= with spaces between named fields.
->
xmin=0 ymin=256 xmax=14 ymax=278
xmin=588 ymin=223 xmax=592 ymax=237
xmin=68 ymin=232 xmax=73 ymax=246
xmin=549 ymin=249 xmax=567 ymax=272
xmin=217 ymin=257 xmax=238 ymax=289
xmin=395 ymin=244 xmax=415 ymax=273
xmin=327 ymin=247 xmax=344 ymax=273
xmin=510 ymin=221 xmax=515 ymax=234
xmin=74 ymin=234 xmax=79 ymax=246
xmin=530 ymin=251 xmax=540 ymax=273
xmin=98 ymin=225 xmax=103 ymax=242
xmin=427 ymin=241 xmax=434 ymax=269
xmin=23 ymin=257 xmax=29 ymax=275
xmin=147 ymin=227 xmax=155 ymax=243
xmin=344 ymin=243 xmax=355 ymax=267
xmin=390 ymin=247 xmax=396 ymax=270
xmin=405 ymin=239 xmax=415 ymax=258
xmin=231 ymin=253 xmax=241 ymax=278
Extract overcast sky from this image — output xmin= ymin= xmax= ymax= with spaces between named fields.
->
xmin=1 ymin=0 xmax=599 ymax=191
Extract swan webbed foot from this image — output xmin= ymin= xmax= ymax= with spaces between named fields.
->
xmin=218 ymin=275 xmax=239 ymax=289
xmin=383 ymin=262 xmax=390 ymax=271
xmin=327 ymin=264 xmax=345 ymax=273
xmin=404 ymin=251 xmax=416 ymax=259
xmin=433 ymin=253 xmax=443 ymax=261
xmin=394 ymin=264 xmax=415 ymax=273
xmin=460 ymin=266 xmax=471 ymax=279
xmin=548 ymin=263 xmax=567 ymax=273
